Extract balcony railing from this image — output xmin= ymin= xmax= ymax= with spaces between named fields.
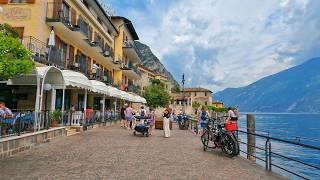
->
xmin=21 ymin=36 xmax=65 ymax=69
xmin=127 ymin=84 xmax=141 ymax=94
xmin=46 ymin=2 xmax=79 ymax=31
xmin=123 ymin=41 xmax=134 ymax=48
xmin=74 ymin=54 xmax=89 ymax=76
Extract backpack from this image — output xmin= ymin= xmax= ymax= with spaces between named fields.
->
xmin=141 ymin=110 xmax=145 ymax=116
xmin=200 ymin=112 xmax=208 ymax=121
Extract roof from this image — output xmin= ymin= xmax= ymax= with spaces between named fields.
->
xmin=93 ymin=0 xmax=118 ymax=34
xmin=111 ymin=16 xmax=139 ymax=40
xmin=183 ymin=87 xmax=213 ymax=93
xmin=155 ymin=74 xmax=168 ymax=79
xmin=138 ymin=65 xmax=157 ymax=75
xmin=212 ymin=101 xmax=224 ymax=104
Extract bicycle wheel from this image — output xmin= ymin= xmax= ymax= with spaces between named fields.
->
xmin=201 ymin=130 xmax=215 ymax=151
xmin=231 ymin=134 xmax=240 ymax=155
xmin=221 ymin=133 xmax=238 ymax=157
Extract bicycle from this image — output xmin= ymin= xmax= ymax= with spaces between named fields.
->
xmin=201 ymin=117 xmax=239 ymax=157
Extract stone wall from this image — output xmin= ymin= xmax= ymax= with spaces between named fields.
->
xmin=0 ymin=127 xmax=66 ymax=159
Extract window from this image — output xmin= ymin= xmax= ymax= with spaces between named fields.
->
xmin=194 ymin=92 xmax=197 ymax=96
xmin=205 ymin=101 xmax=207 ymax=105
xmin=83 ymin=0 xmax=89 ymax=9
xmin=97 ymin=17 xmax=102 ymax=24
xmin=9 ymin=0 xmax=35 ymax=3
xmin=205 ymin=92 xmax=207 ymax=96
xmin=9 ymin=0 xmax=26 ymax=3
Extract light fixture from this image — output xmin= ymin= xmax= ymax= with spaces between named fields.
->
xmin=43 ymin=83 xmax=52 ymax=91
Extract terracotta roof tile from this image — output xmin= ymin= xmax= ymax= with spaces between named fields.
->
xmin=183 ymin=87 xmax=213 ymax=93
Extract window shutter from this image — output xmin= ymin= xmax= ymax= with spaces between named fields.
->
xmin=88 ymin=26 xmax=93 ymax=41
xmin=71 ymin=8 xmax=77 ymax=25
xmin=0 ymin=0 xmax=8 ymax=4
xmin=26 ymin=0 xmax=35 ymax=3
xmin=69 ymin=45 xmax=74 ymax=66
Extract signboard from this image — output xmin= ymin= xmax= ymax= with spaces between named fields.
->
xmin=2 ymin=7 xmax=31 ymax=21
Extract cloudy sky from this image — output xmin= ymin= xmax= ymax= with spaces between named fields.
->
xmin=102 ymin=0 xmax=320 ymax=92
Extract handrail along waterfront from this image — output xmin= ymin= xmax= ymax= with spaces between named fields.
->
xmin=237 ymin=129 xmax=320 ymax=179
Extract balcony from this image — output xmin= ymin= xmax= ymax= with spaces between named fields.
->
xmin=101 ymin=74 xmax=114 ymax=85
xmin=121 ymin=62 xmax=141 ymax=80
xmin=21 ymin=36 xmax=65 ymax=69
xmin=126 ymin=84 xmax=141 ymax=95
xmin=46 ymin=2 xmax=80 ymax=33
xmin=45 ymin=2 xmax=118 ymax=70
xmin=122 ymin=41 xmax=141 ymax=64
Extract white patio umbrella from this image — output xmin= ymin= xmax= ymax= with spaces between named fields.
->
xmin=48 ymin=30 xmax=55 ymax=62
xmin=48 ymin=30 xmax=55 ymax=46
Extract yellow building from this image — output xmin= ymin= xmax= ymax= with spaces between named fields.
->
xmin=0 ymin=0 xmax=146 ymax=116
xmin=111 ymin=16 xmax=141 ymax=94
xmin=212 ymin=101 xmax=224 ymax=108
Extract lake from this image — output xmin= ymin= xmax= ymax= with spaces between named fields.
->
xmin=237 ymin=113 xmax=320 ymax=180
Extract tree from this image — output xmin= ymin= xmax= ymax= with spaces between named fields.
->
xmin=192 ymin=101 xmax=201 ymax=115
xmin=0 ymin=24 xmax=34 ymax=80
xmin=143 ymin=82 xmax=171 ymax=108
xmin=171 ymin=85 xmax=181 ymax=93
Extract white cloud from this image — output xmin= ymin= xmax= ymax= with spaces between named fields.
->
xmin=114 ymin=0 xmax=320 ymax=93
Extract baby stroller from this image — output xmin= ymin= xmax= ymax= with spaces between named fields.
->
xmin=177 ymin=114 xmax=190 ymax=130
xmin=133 ymin=117 xmax=150 ymax=137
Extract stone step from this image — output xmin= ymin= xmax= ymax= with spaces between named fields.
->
xmin=66 ymin=129 xmax=80 ymax=136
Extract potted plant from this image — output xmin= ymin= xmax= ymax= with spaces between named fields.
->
xmin=51 ymin=110 xmax=62 ymax=127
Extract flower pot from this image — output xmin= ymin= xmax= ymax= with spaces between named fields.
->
xmin=51 ymin=120 xmax=57 ymax=127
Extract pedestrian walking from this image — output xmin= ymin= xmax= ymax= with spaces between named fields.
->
xmin=163 ymin=108 xmax=171 ymax=138
xmin=120 ymin=105 xmax=126 ymax=128
xmin=199 ymin=106 xmax=209 ymax=135
xmin=148 ymin=108 xmax=155 ymax=136
xmin=125 ymin=104 xmax=134 ymax=130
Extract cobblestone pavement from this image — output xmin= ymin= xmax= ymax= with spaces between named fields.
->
xmin=0 ymin=124 xmax=283 ymax=180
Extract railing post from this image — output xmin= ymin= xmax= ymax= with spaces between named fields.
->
xmin=247 ymin=114 xmax=256 ymax=161
xmin=268 ymin=141 xmax=272 ymax=171
xmin=265 ymin=139 xmax=269 ymax=171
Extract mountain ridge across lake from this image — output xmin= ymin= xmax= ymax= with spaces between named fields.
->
xmin=214 ymin=57 xmax=320 ymax=113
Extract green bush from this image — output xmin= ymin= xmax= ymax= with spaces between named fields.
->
xmin=207 ymin=105 xmax=228 ymax=112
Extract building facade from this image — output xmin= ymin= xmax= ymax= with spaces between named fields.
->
xmin=172 ymin=87 xmax=213 ymax=115
xmin=0 ymin=0 xmax=144 ymax=114
xmin=137 ymin=65 xmax=172 ymax=94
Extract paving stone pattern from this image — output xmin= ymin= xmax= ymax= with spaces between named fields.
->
xmin=0 ymin=124 xmax=283 ymax=180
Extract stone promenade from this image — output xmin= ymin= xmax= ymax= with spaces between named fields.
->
xmin=0 ymin=124 xmax=283 ymax=180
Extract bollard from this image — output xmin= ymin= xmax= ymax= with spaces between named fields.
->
xmin=247 ymin=114 xmax=256 ymax=161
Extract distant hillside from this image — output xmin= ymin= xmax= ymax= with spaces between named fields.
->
xmin=134 ymin=41 xmax=179 ymax=87
xmin=214 ymin=58 xmax=320 ymax=113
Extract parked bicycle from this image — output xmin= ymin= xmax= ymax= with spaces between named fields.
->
xmin=201 ymin=117 xmax=239 ymax=157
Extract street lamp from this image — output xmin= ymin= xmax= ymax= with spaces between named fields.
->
xmin=182 ymin=73 xmax=185 ymax=114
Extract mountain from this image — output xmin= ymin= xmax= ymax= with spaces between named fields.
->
xmin=134 ymin=41 xmax=179 ymax=87
xmin=214 ymin=58 xmax=320 ymax=113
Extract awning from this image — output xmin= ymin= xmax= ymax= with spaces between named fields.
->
xmin=62 ymin=70 xmax=92 ymax=90
xmin=90 ymin=80 xmax=110 ymax=95
xmin=108 ymin=86 xmax=121 ymax=98
xmin=7 ymin=66 xmax=65 ymax=88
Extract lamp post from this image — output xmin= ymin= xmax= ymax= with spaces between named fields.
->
xmin=182 ymin=73 xmax=185 ymax=114
xmin=43 ymin=83 xmax=52 ymax=129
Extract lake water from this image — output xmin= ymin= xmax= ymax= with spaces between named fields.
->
xmin=237 ymin=113 xmax=320 ymax=179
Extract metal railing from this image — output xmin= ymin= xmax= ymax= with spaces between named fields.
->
xmin=21 ymin=36 xmax=65 ymax=68
xmin=0 ymin=110 xmax=59 ymax=138
xmin=237 ymin=130 xmax=320 ymax=179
